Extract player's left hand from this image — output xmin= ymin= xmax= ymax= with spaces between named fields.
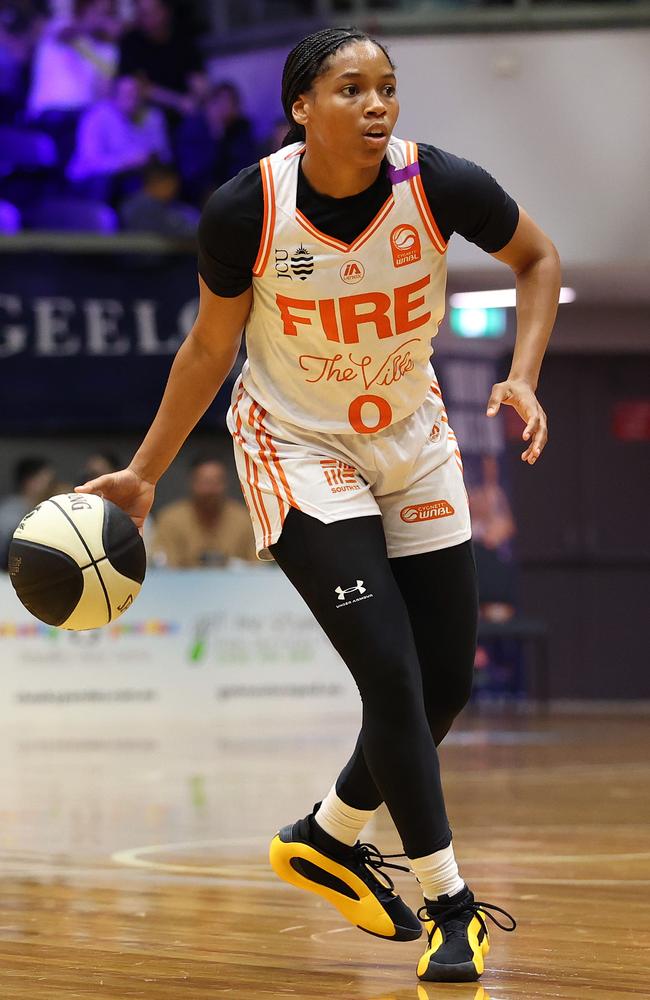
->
xmin=486 ymin=378 xmax=548 ymax=464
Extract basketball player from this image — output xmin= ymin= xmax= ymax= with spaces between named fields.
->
xmin=77 ymin=28 xmax=561 ymax=982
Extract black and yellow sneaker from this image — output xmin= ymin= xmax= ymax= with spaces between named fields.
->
xmin=416 ymin=885 xmax=516 ymax=982
xmin=268 ymin=803 xmax=422 ymax=941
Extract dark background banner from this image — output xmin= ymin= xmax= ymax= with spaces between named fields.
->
xmin=0 ymin=250 xmax=238 ymax=431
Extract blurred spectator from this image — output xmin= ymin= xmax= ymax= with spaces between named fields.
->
xmin=469 ymin=455 xmax=516 ymax=555
xmin=152 ymin=455 xmax=256 ymax=567
xmin=119 ymin=0 xmax=207 ymax=121
xmin=258 ymin=116 xmax=291 ymax=158
xmin=120 ymin=161 xmax=199 ymax=236
xmin=75 ymin=448 xmax=122 ymax=485
xmin=67 ymin=74 xmax=170 ymax=200
xmin=0 ymin=1 xmax=47 ymax=122
xmin=468 ymin=455 xmax=517 ymax=611
xmin=27 ymin=0 xmax=121 ymax=120
xmin=176 ymin=81 xmax=256 ymax=203
xmin=0 ymin=457 xmax=57 ymax=569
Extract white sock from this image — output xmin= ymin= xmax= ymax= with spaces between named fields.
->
xmin=313 ymin=783 xmax=377 ymax=847
xmin=408 ymin=842 xmax=465 ymax=901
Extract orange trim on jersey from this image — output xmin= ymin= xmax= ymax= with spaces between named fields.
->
xmin=232 ymin=385 xmax=247 ymax=446
xmin=406 ymin=143 xmax=447 ymax=255
xmin=250 ymin=449 xmax=272 ymax=546
xmin=252 ymin=157 xmax=276 ymax=276
xmin=249 ymin=402 xmax=288 ymax=522
xmin=284 ymin=143 xmax=306 ymax=159
xmin=405 ymin=140 xmax=418 ymax=166
xmin=255 ymin=406 xmax=300 ymax=510
xmin=240 ymin=434 xmax=267 ymax=541
xmin=296 ymin=194 xmax=395 ymax=254
xmin=233 ymin=389 xmax=267 ymax=542
xmin=234 ymin=388 xmax=272 ymax=544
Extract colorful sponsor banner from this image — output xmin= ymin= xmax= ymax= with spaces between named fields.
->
xmin=0 ymin=567 xmax=359 ymax=720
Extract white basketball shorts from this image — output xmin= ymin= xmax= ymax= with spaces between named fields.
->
xmin=226 ymin=374 xmax=471 ymax=561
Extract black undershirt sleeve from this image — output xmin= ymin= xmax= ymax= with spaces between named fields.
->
xmin=417 ymin=143 xmax=519 ymax=253
xmin=197 ymin=143 xmax=520 ymax=298
xmin=197 ymin=163 xmax=262 ymax=297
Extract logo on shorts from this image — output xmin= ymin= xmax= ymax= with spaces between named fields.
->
xmin=400 ymin=500 xmax=455 ymax=523
xmin=320 ymin=459 xmax=360 ymax=494
xmin=290 ymin=244 xmax=314 ymax=280
xmin=428 ymin=422 xmax=441 ymax=443
xmin=335 ymin=580 xmax=374 ymax=608
xmin=390 ymin=224 xmax=421 ymax=267
xmin=340 ymin=260 xmax=365 ymax=284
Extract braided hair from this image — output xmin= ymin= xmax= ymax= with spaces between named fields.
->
xmin=280 ymin=27 xmax=393 ymax=147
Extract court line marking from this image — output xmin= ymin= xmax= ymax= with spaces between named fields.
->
xmin=111 ymin=839 xmax=650 ymax=878
xmin=6 ymin=857 xmax=650 ymax=889
xmin=462 ymin=851 xmax=650 ymax=864
xmin=309 ymin=926 xmax=355 ymax=943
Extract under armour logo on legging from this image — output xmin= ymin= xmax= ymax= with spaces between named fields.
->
xmin=335 ymin=581 xmax=366 ymax=600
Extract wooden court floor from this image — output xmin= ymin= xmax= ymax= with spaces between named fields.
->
xmin=1 ymin=708 xmax=648 ymax=999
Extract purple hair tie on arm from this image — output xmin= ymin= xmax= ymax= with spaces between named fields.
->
xmin=386 ymin=161 xmax=420 ymax=185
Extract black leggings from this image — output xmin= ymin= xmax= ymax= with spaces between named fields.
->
xmin=270 ymin=508 xmax=478 ymax=859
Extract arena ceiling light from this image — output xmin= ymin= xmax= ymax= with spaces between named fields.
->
xmin=449 ymin=287 xmax=576 ymax=309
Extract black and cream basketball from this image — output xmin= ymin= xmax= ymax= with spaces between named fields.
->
xmin=8 ymin=493 xmax=146 ymax=631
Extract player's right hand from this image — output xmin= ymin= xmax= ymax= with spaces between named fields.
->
xmin=74 ymin=468 xmax=155 ymax=535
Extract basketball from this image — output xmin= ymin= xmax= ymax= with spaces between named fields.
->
xmin=8 ymin=493 xmax=146 ymax=631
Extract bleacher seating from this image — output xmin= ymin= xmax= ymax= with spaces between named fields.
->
xmin=0 ymin=127 xmax=58 ymax=170
xmin=23 ymin=197 xmax=118 ymax=233
xmin=0 ymin=200 xmax=21 ymax=233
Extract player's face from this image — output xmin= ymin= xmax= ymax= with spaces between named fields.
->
xmin=295 ymin=41 xmax=399 ymax=165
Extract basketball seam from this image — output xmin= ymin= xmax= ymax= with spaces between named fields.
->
xmin=47 ymin=498 xmax=112 ymax=625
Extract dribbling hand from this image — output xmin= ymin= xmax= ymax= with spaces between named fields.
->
xmin=486 ymin=378 xmax=548 ymax=464
xmin=74 ymin=468 xmax=155 ymax=535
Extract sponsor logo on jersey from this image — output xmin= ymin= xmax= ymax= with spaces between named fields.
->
xmin=429 ymin=421 xmax=441 ymax=443
xmin=400 ymin=500 xmax=455 ymax=523
xmin=390 ymin=224 xmax=421 ymax=267
xmin=320 ymin=458 xmax=361 ymax=493
xmin=275 ymin=274 xmax=431 ymax=343
xmin=340 ymin=260 xmax=365 ymax=284
xmin=290 ymin=245 xmax=314 ymax=280
xmin=274 ymin=248 xmax=292 ymax=279
xmin=334 ymin=580 xmax=374 ymax=608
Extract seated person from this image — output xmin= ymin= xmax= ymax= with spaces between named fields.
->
xmin=120 ymin=161 xmax=199 ymax=236
xmin=0 ymin=0 xmax=48 ymax=121
xmin=67 ymin=73 xmax=170 ymax=200
xmin=0 ymin=456 xmax=57 ymax=569
xmin=27 ymin=0 xmax=121 ymax=120
xmin=119 ymin=0 xmax=207 ymax=120
xmin=176 ymin=81 xmax=256 ymax=204
xmin=152 ymin=455 xmax=256 ymax=567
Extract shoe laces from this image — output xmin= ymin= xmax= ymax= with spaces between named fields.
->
xmin=417 ymin=896 xmax=517 ymax=943
xmin=351 ymin=843 xmax=410 ymax=894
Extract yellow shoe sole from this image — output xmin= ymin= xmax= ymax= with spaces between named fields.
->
xmin=269 ymin=832 xmax=421 ymax=941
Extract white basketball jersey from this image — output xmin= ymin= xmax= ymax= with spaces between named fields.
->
xmin=241 ymin=137 xmax=449 ymax=434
